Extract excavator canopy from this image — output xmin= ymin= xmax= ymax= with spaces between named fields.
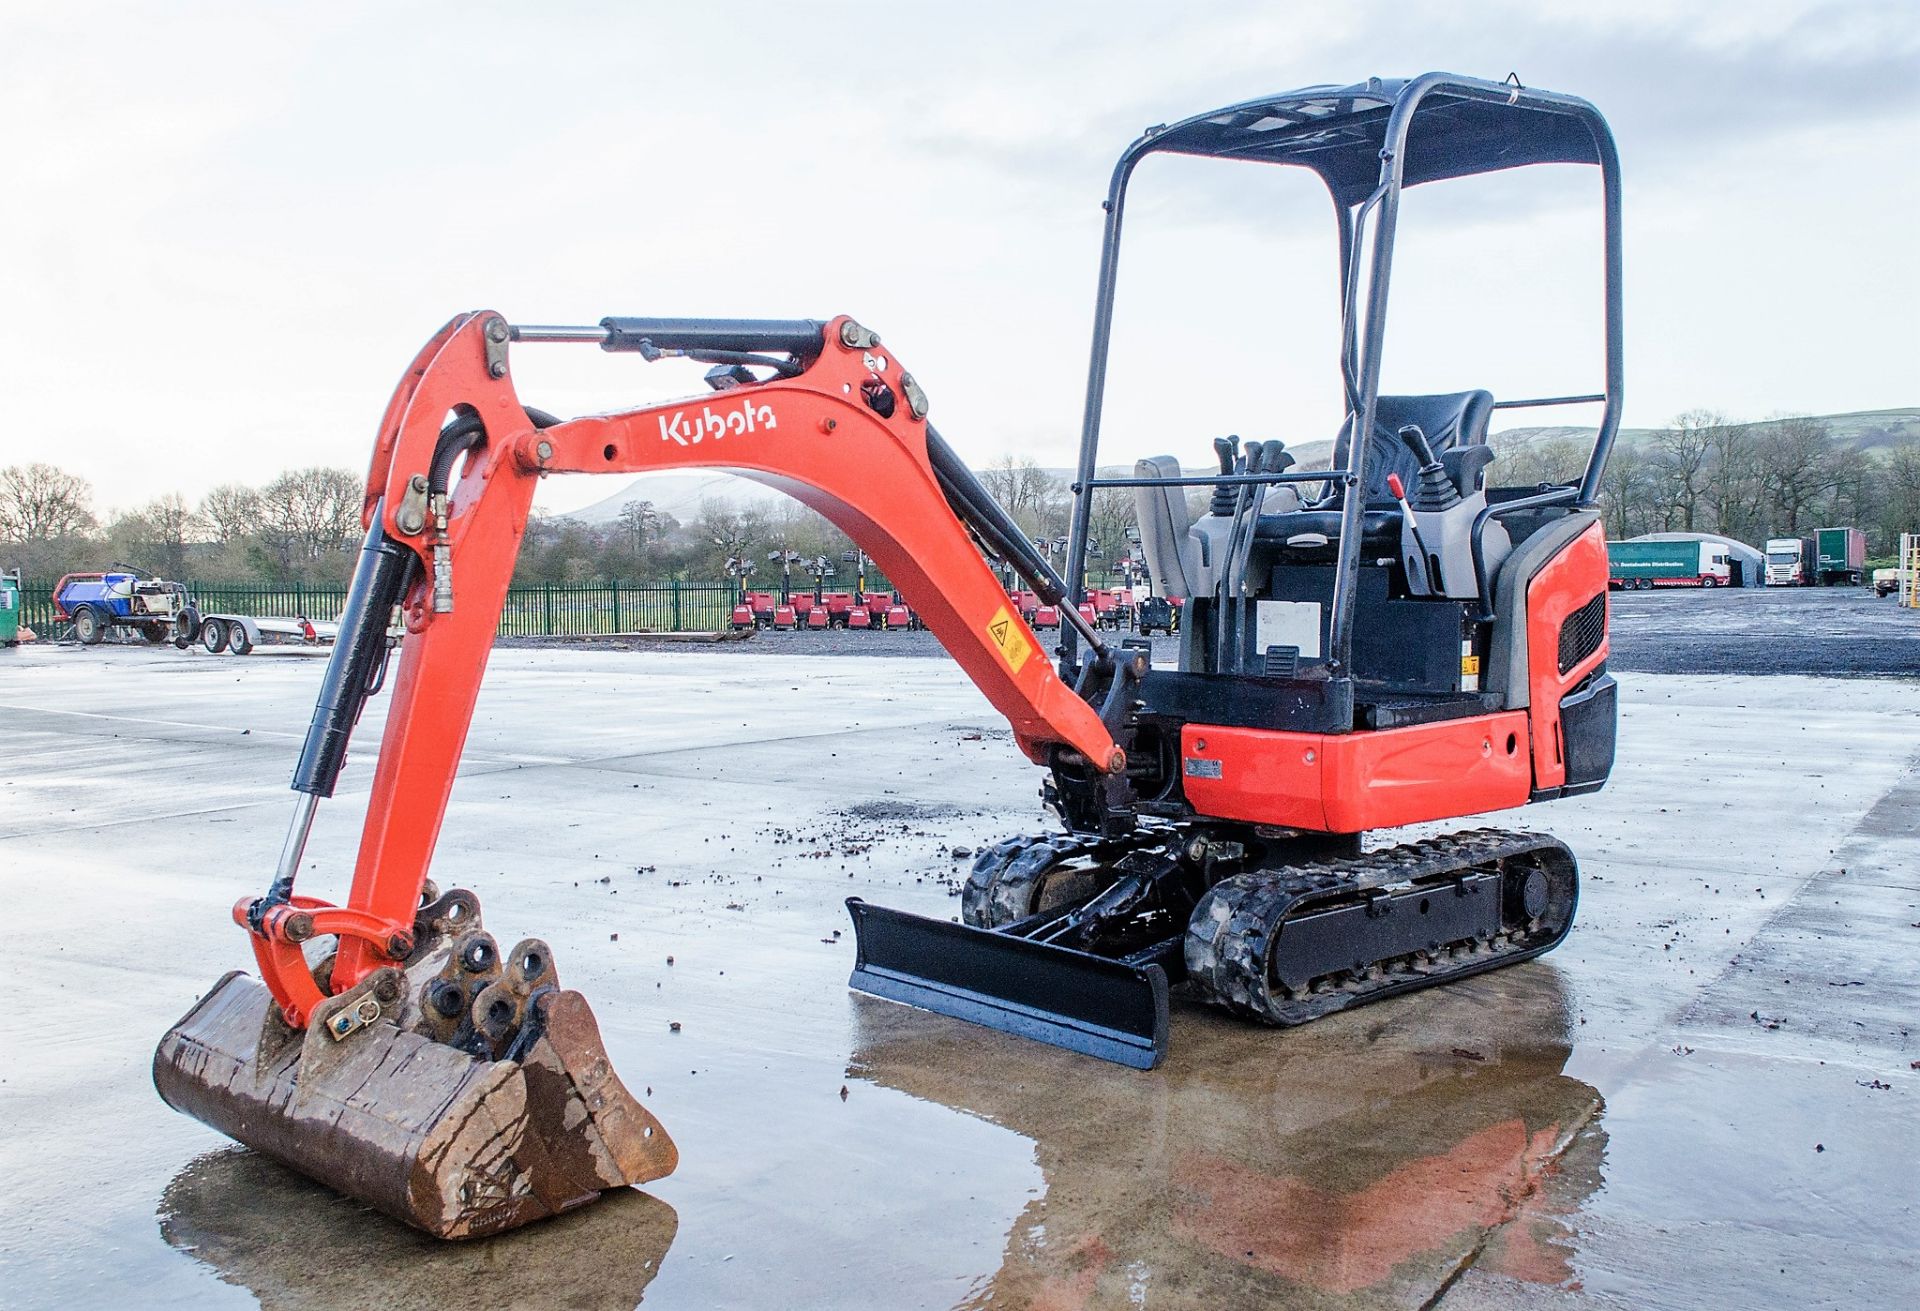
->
xmin=1128 ymin=76 xmax=1610 ymax=205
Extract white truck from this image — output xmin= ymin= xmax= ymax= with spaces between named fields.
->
xmin=1763 ymin=537 xmax=1815 ymax=586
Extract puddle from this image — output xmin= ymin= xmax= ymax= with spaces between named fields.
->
xmin=849 ymin=967 xmax=1604 ymax=1308
xmin=160 ymin=1147 xmax=677 ymax=1310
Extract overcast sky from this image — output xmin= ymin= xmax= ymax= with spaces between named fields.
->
xmin=3 ymin=1 xmax=1915 ymax=518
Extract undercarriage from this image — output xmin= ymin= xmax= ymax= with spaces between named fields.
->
xmin=850 ymin=824 xmax=1577 ymax=1068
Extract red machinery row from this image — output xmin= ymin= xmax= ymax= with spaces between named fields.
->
xmin=732 ymin=586 xmax=1182 ymax=634
xmin=730 ymin=589 xmax=915 ymax=631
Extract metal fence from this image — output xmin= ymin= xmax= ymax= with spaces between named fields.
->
xmin=15 ymin=579 xmax=740 ymax=638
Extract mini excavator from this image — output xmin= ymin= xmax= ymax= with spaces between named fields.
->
xmin=156 ymin=74 xmax=1624 ymax=1238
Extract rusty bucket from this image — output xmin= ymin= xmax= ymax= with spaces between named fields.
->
xmin=154 ymin=891 xmax=675 ymax=1239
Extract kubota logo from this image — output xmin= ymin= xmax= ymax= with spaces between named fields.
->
xmin=658 ymin=399 xmax=778 ymax=446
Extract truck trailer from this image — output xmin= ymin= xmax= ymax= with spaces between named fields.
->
xmin=1814 ymin=526 xmax=1866 ymax=586
xmin=1764 ymin=536 xmax=1816 ymax=586
xmin=1607 ymin=540 xmax=1731 ymax=589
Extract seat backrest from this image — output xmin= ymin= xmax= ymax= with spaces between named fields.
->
xmin=1131 ymin=455 xmax=1196 ymax=599
xmin=1334 ymin=391 xmax=1495 ymax=505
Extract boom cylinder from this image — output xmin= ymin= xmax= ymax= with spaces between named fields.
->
xmin=291 ymin=514 xmax=417 ymax=798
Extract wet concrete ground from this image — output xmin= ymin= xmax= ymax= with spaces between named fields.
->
xmin=0 ymin=644 xmax=1915 ymax=1309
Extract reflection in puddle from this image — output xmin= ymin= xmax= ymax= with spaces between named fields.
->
xmin=159 ymin=1147 xmax=676 ymax=1310
xmin=851 ymin=968 xmax=1605 ymax=1309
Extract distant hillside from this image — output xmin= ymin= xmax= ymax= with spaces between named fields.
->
xmin=555 ymin=408 xmax=1914 ymax=522
xmin=1491 ymin=407 xmax=1920 ymax=453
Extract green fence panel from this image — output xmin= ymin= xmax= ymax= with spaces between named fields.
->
xmin=15 ymin=578 xmax=736 ymax=638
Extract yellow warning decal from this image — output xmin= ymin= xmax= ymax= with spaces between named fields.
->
xmin=986 ymin=605 xmax=1033 ymax=674
xmin=1461 ymin=655 xmax=1481 ymax=676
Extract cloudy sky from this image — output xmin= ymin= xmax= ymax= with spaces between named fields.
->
xmin=3 ymin=1 xmax=1915 ymax=518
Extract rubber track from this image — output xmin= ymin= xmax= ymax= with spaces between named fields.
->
xmin=1184 ymin=828 xmax=1576 ymax=1026
xmin=961 ymin=831 xmax=1154 ymax=928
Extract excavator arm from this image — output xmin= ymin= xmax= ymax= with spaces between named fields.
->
xmin=263 ymin=310 xmax=1127 ymax=1019
xmin=156 ymin=312 xmax=1136 ymax=1238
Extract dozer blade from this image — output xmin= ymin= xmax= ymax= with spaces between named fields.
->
xmin=155 ymin=921 xmax=675 ymax=1239
xmin=845 ymin=898 xmax=1169 ymax=1070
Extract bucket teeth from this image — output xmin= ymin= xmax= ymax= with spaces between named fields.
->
xmin=155 ymin=895 xmax=675 ymax=1239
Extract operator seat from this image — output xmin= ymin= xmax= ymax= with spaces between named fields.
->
xmin=1251 ymin=391 xmax=1496 ymax=552
xmin=1130 ymin=392 xmax=1499 ymax=600
xmin=1345 ymin=391 xmax=1496 ymax=505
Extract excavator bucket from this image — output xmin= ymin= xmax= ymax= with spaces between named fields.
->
xmin=154 ymin=892 xmax=674 ymax=1240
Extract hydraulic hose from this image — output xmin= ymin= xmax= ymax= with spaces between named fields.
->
xmin=428 ymin=407 xmax=559 ymax=496
xmin=924 ymin=425 xmax=1108 ymax=658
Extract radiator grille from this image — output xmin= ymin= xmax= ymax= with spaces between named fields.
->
xmin=1557 ymin=592 xmax=1607 ymax=675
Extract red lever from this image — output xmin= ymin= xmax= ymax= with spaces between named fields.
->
xmin=1386 ymin=472 xmax=1406 ymax=500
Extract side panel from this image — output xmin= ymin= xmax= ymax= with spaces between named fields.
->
xmin=1179 ymin=711 xmax=1533 ymax=833
xmin=1525 ymin=522 xmax=1611 ymax=791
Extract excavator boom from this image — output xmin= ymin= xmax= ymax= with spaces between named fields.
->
xmin=156 ymin=312 xmax=1130 ymax=1237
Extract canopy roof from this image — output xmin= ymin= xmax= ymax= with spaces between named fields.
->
xmin=1135 ymin=77 xmax=1606 ymax=207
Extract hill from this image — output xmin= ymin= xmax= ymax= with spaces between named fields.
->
xmin=1491 ymin=407 xmax=1920 ymax=453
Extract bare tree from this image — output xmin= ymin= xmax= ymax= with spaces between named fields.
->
xmin=200 ymin=483 xmax=262 ymax=544
xmin=1085 ymin=487 xmax=1138 ymax=587
xmin=980 ymin=455 xmax=1067 ymax=538
xmin=0 ymin=463 xmax=96 ymax=540
xmin=617 ymin=499 xmax=661 ymax=556
xmin=1880 ymin=442 xmax=1920 ymax=550
xmin=1704 ymin=421 xmax=1766 ymax=545
xmin=1501 ymin=436 xmax=1587 ymax=489
xmin=112 ymin=494 xmax=199 ymax=577
xmin=1755 ymin=415 xmax=1838 ymax=534
xmin=258 ymin=467 xmax=364 ymax=573
xmin=1652 ymin=410 xmax=1724 ymax=532
xmin=1598 ymin=443 xmax=1656 ymax=540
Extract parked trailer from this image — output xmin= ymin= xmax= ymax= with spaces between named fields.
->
xmin=53 ymin=569 xmax=198 ymax=646
xmin=1607 ymin=540 xmax=1731 ymax=590
xmin=197 ymin=613 xmax=338 ymax=655
xmin=1814 ymin=527 xmax=1867 ymax=587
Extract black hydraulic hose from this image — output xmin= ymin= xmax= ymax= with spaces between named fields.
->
xmin=429 ymin=416 xmax=485 ymax=496
xmin=428 ymin=407 xmax=559 ymax=496
xmin=924 ymin=425 xmax=1108 ymax=659
xmin=291 ymin=511 xmax=418 ymax=798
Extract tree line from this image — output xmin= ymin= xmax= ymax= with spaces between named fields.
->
xmin=0 ymin=464 xmax=364 ymax=583
xmin=1496 ymin=412 xmax=1920 ymax=554
xmin=5 ymin=413 xmax=1915 ymax=592
xmin=0 ymin=460 xmax=913 ymax=591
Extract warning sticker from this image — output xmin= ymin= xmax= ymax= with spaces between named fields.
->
xmin=986 ymin=605 xmax=1033 ymax=674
